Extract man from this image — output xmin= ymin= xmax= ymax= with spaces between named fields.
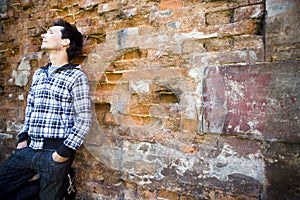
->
xmin=0 ymin=19 xmax=92 ymax=199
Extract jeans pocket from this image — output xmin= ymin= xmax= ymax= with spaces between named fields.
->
xmin=13 ymin=147 xmax=29 ymax=156
xmin=15 ymin=147 xmax=28 ymax=151
xmin=49 ymin=151 xmax=69 ymax=166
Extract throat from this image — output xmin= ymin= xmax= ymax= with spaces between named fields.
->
xmin=49 ymin=52 xmax=69 ymax=67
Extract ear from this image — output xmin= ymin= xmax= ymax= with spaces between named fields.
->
xmin=62 ymin=38 xmax=70 ymax=47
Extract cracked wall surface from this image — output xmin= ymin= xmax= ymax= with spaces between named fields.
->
xmin=0 ymin=0 xmax=300 ymax=199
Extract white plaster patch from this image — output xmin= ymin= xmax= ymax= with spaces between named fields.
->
xmin=188 ymin=67 xmax=205 ymax=80
xmin=129 ymin=80 xmax=150 ymax=94
xmin=207 ymin=143 xmax=264 ymax=183
xmin=18 ymin=94 xmax=24 ymax=101
xmin=157 ymin=35 xmax=169 ymax=42
xmin=266 ymin=1 xmax=293 ymax=17
xmin=250 ymin=5 xmax=264 ymax=18
xmin=174 ymin=29 xmax=218 ymax=42
xmin=14 ymin=71 xmax=30 ymax=87
xmin=18 ymin=58 xmax=31 ymax=70
xmin=180 ymin=93 xmax=199 ymax=119
xmin=126 ymin=27 xmax=139 ymax=35
xmin=225 ymin=80 xmax=245 ymax=103
xmin=249 ymin=50 xmax=258 ymax=61
xmin=171 ymin=157 xmax=198 ymax=176
xmin=102 ymin=3 xmax=108 ymax=11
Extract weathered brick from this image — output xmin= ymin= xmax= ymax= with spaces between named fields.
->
xmin=265 ymin=0 xmax=300 ymax=61
xmin=105 ymin=72 xmax=122 ymax=83
xmin=98 ymin=2 xmax=119 ymax=14
xmin=190 ymin=19 xmax=259 ymax=40
xmin=159 ymin=0 xmax=184 ymax=10
xmin=233 ymin=35 xmax=264 ymax=49
xmin=182 ymin=39 xmax=205 ymax=54
xmin=182 ymin=118 xmax=198 ymax=132
xmin=234 ymin=4 xmax=265 ymax=22
xmin=192 ymin=47 xmax=264 ymax=66
xmin=206 ymin=10 xmax=233 ymax=26
xmin=129 ymin=104 xmax=150 ymax=115
xmin=122 ymin=68 xmax=183 ymax=82
xmin=204 ymin=37 xmax=233 ymax=52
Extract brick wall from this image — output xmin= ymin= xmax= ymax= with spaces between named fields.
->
xmin=0 ymin=0 xmax=299 ymax=199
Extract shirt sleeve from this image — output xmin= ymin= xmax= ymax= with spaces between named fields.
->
xmin=57 ymin=72 xmax=92 ymax=157
xmin=17 ymin=74 xmax=36 ymax=143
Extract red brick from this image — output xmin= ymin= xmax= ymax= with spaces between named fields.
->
xmin=105 ymin=72 xmax=122 ymax=83
xmin=159 ymin=0 xmax=184 ymax=10
xmin=129 ymin=104 xmax=150 ymax=115
xmin=182 ymin=118 xmax=198 ymax=132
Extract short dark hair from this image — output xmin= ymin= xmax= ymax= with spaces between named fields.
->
xmin=53 ymin=19 xmax=83 ymax=61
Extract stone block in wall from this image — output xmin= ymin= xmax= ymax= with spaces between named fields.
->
xmin=122 ymin=67 xmax=183 ymax=82
xmin=234 ymin=4 xmax=265 ymax=22
xmin=177 ymin=19 xmax=259 ymax=41
xmin=203 ymin=61 xmax=300 ymax=143
xmin=192 ymin=47 xmax=264 ymax=66
xmin=233 ymin=35 xmax=263 ymax=50
xmin=206 ymin=10 xmax=233 ymax=26
xmin=266 ymin=0 xmax=300 ymax=61
xmin=182 ymin=39 xmax=205 ymax=54
xmin=204 ymin=37 xmax=233 ymax=52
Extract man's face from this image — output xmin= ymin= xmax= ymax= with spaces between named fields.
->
xmin=41 ymin=26 xmax=64 ymax=51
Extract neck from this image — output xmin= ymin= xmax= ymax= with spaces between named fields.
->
xmin=49 ymin=51 xmax=69 ymax=67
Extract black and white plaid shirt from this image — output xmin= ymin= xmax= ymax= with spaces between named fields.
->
xmin=18 ymin=63 xmax=92 ymax=152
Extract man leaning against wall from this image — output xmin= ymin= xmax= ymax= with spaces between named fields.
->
xmin=0 ymin=19 xmax=92 ymax=200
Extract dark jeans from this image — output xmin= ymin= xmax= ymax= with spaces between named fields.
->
xmin=0 ymin=147 xmax=71 ymax=200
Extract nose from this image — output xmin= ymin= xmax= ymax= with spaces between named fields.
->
xmin=41 ymin=33 xmax=46 ymax=38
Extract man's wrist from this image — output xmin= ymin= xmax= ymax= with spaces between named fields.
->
xmin=56 ymin=144 xmax=75 ymax=157
xmin=16 ymin=140 xmax=27 ymax=149
xmin=17 ymin=132 xmax=28 ymax=144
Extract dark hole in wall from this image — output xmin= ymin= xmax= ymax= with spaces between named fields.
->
xmin=159 ymin=92 xmax=179 ymax=103
xmin=95 ymin=103 xmax=111 ymax=124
